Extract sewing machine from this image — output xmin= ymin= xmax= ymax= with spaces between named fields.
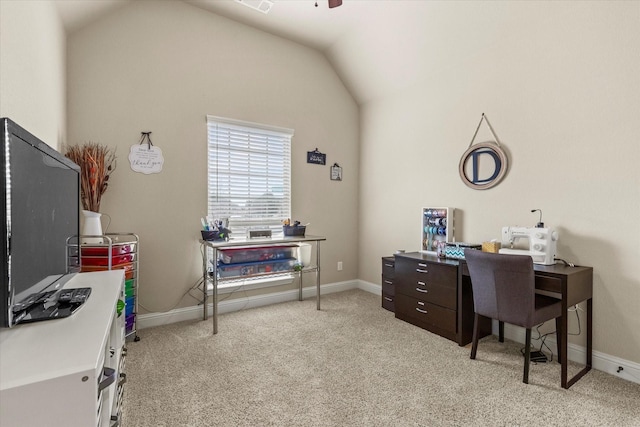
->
xmin=498 ymin=226 xmax=558 ymax=265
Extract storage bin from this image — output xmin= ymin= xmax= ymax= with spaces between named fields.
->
xmin=297 ymin=243 xmax=312 ymax=267
xmin=218 ymin=245 xmax=297 ymax=264
xmin=217 ymin=258 xmax=297 ymax=278
xmin=125 ymin=314 xmax=136 ymax=333
xmin=81 ymin=254 xmax=134 ymax=266
xmin=80 ymin=243 xmax=136 ymax=256
xmin=283 ymin=225 xmax=306 ymax=236
xmin=445 ymin=242 xmax=481 ymax=259
xmin=125 ymin=279 xmax=135 ymax=297
xmin=81 ymin=262 xmax=135 ymax=279
xmin=201 ymin=229 xmax=230 ymax=241
xmin=125 ymin=296 xmax=135 ymax=317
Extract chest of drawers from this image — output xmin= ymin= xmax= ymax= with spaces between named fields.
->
xmin=381 ymin=257 xmax=395 ymax=312
xmin=392 ymin=252 xmax=490 ymax=345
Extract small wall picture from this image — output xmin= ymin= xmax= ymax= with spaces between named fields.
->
xmin=307 ymin=148 xmax=326 ymax=165
xmin=330 ymin=163 xmax=342 ymax=181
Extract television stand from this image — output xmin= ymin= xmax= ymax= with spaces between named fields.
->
xmin=0 ymin=271 xmax=127 ymax=426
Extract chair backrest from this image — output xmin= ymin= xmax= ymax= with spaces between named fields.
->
xmin=464 ymin=250 xmax=536 ymax=328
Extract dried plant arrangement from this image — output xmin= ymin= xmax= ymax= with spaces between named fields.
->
xmin=64 ymin=143 xmax=116 ymax=212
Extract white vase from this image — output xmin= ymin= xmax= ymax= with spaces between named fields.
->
xmin=81 ymin=210 xmax=103 ymax=244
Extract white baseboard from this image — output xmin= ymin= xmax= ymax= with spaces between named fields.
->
xmin=499 ymin=322 xmax=640 ymax=385
xmin=137 ymin=279 xmax=639 ymax=385
xmin=137 ymin=279 xmax=360 ymax=330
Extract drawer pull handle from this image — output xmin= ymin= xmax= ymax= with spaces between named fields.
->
xmin=384 ymin=280 xmax=393 ymax=285
xmin=416 ymin=307 xmax=428 ymax=314
xmin=418 ymin=263 xmax=428 ymax=267
xmin=384 ymin=263 xmax=393 ymax=268
xmin=416 ymin=268 xmax=429 ymax=273
xmin=417 ymin=301 xmax=425 ymax=306
xmin=416 ymin=287 xmax=428 ymax=293
xmin=384 ymin=297 xmax=393 ymax=302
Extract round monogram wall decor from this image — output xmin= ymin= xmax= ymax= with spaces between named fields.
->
xmin=459 ymin=114 xmax=509 ymax=190
xmin=458 ymin=141 xmax=508 ymax=190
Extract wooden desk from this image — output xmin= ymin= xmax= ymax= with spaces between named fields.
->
xmin=532 ymin=263 xmax=593 ymax=388
xmin=201 ymin=235 xmax=326 ymax=334
xmin=461 ymin=260 xmax=593 ymax=389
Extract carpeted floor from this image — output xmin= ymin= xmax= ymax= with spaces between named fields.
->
xmin=122 ymin=289 xmax=639 ymax=426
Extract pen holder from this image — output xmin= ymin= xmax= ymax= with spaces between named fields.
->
xmin=201 ymin=228 xmax=231 ymax=241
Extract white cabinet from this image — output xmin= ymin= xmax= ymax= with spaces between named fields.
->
xmin=0 ymin=270 xmax=126 ymax=427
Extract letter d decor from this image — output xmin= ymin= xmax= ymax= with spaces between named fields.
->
xmin=459 ymin=113 xmax=509 ymax=190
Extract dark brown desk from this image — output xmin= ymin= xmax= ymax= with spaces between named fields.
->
xmin=460 ymin=260 xmax=593 ymax=389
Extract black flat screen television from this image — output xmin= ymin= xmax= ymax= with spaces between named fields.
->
xmin=1 ymin=118 xmax=81 ymax=327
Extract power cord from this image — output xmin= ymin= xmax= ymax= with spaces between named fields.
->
xmin=521 ymin=306 xmax=583 ymax=362
xmin=554 ymin=258 xmax=575 ymax=267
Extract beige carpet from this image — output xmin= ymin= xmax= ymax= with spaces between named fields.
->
xmin=122 ymin=289 xmax=639 ymax=426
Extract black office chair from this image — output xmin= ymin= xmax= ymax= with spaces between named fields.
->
xmin=464 ymin=250 xmax=563 ymax=384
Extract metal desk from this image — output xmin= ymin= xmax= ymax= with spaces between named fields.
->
xmin=201 ymin=235 xmax=326 ymax=334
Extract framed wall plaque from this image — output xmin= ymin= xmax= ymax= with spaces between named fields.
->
xmin=330 ymin=163 xmax=342 ymax=181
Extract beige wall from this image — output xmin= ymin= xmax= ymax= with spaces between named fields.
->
xmin=66 ymin=1 xmax=359 ymax=313
xmin=357 ymin=2 xmax=640 ymax=363
xmin=2 ymin=0 xmax=637 ymax=367
xmin=0 ymin=0 xmax=66 ymax=147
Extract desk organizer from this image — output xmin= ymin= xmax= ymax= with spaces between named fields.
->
xmin=445 ymin=242 xmax=481 ymax=259
xmin=283 ymin=225 xmax=306 ymax=237
xmin=422 ymin=207 xmax=456 ymax=253
xmin=201 ymin=229 xmax=231 ymax=241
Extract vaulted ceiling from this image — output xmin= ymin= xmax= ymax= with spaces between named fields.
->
xmin=54 ymin=0 xmax=575 ymax=105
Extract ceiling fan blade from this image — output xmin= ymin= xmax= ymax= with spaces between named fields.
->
xmin=328 ymin=0 xmax=342 ymax=8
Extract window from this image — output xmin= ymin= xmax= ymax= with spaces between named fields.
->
xmin=207 ymin=116 xmax=293 ymax=238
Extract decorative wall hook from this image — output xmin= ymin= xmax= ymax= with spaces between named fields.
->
xmin=139 ymin=132 xmax=153 ymax=150
xmin=468 ymin=113 xmax=502 ymax=148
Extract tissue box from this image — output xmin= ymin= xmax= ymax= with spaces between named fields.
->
xmin=482 ymin=241 xmax=501 ymax=253
xmin=445 ymin=243 xmax=481 ymax=259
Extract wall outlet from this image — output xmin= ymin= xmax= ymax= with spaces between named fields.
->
xmin=337 ymin=261 xmax=343 ymax=271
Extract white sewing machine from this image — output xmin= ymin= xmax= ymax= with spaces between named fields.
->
xmin=498 ymin=226 xmax=558 ymax=265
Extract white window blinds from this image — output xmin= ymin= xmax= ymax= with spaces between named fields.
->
xmin=207 ymin=116 xmax=293 ymax=237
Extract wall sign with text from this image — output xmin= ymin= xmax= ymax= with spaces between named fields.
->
xmin=129 ymin=132 xmax=164 ymax=174
xmin=307 ymin=148 xmax=326 ymax=165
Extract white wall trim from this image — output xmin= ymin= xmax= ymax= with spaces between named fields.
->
xmin=499 ymin=322 xmax=640 ymax=385
xmin=138 ymin=279 xmax=639 ymax=385
xmin=138 ymin=279 xmax=359 ymax=329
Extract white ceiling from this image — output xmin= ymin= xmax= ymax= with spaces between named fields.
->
xmin=55 ymin=0 xmax=366 ymax=50
xmin=55 ymin=0 xmax=406 ymax=103
xmin=54 ymin=0 xmax=577 ymax=105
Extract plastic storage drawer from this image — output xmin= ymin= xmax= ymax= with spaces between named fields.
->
xmin=218 ymin=245 xmax=298 ymax=264
xmin=217 ymin=258 xmax=297 ymax=278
